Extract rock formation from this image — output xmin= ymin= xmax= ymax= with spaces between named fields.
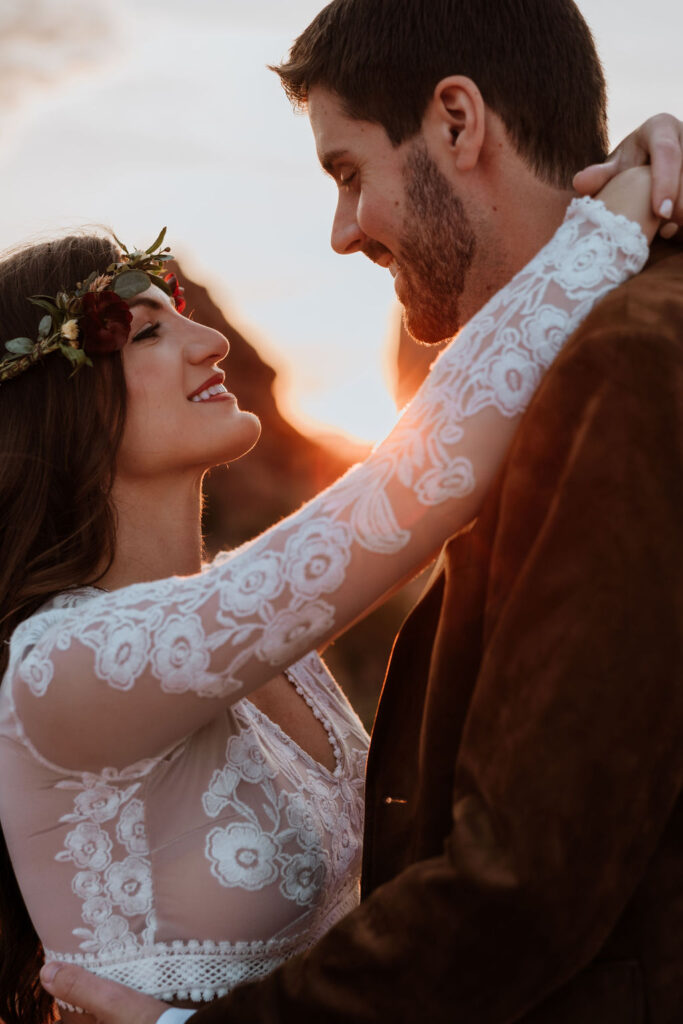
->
xmin=176 ymin=264 xmax=425 ymax=727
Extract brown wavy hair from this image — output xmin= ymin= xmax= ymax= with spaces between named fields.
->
xmin=0 ymin=234 xmax=128 ymax=1023
xmin=273 ymin=0 xmax=608 ymax=188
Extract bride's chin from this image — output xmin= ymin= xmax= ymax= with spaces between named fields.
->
xmin=213 ymin=412 xmax=262 ymax=465
xmin=238 ymin=410 xmax=262 ymax=451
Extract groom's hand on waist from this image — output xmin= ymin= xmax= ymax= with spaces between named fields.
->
xmin=41 ymin=961 xmax=175 ymax=1024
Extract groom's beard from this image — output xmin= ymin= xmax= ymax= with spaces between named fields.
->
xmin=398 ymin=143 xmax=477 ymax=345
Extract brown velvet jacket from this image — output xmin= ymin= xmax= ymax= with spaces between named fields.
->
xmin=193 ymin=240 xmax=683 ymax=1023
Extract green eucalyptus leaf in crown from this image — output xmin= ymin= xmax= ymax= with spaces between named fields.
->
xmin=38 ymin=315 xmax=52 ymax=339
xmin=112 ymin=270 xmax=154 ymax=300
xmin=0 ymin=227 xmax=184 ymax=384
xmin=5 ymin=338 xmax=34 ymax=355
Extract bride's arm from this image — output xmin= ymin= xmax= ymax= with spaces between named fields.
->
xmin=7 ymin=175 xmax=655 ymax=771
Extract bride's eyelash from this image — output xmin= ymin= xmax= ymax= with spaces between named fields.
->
xmin=132 ymin=321 xmax=161 ymax=343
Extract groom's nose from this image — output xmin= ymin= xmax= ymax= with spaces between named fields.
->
xmin=331 ymin=194 xmax=365 ymax=255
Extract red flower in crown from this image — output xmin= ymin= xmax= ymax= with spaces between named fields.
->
xmin=164 ymin=272 xmax=186 ymax=314
xmin=80 ymin=291 xmax=132 ymax=353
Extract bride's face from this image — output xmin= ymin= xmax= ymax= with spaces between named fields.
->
xmin=115 ymin=285 xmax=261 ymax=479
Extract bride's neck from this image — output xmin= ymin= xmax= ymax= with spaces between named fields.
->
xmin=97 ymin=472 xmax=205 ymax=590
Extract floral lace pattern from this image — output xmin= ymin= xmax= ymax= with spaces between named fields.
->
xmin=0 ymin=200 xmax=650 ymax=1003
xmin=9 ymin=201 xmax=649 ymax=756
xmin=54 ymin=774 xmax=156 ymax=959
xmin=202 ymin=665 xmax=365 ymax=910
xmin=6 ymin=645 xmax=368 ymax=1005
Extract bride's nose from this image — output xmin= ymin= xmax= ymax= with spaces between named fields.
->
xmin=187 ymin=323 xmax=230 ymax=364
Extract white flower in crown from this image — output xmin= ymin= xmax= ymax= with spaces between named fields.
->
xmin=221 ymin=552 xmax=285 ymax=616
xmin=96 ymin=620 xmax=150 ymax=691
xmin=225 ymin=733 xmax=277 ymax=785
xmin=206 ymin=823 xmax=279 ymax=891
xmin=285 ymin=793 xmax=321 ymax=849
xmin=58 ymin=822 xmax=112 ymax=871
xmin=116 ymin=799 xmax=149 ymax=855
xmin=284 ymin=520 xmax=352 ymax=600
xmin=521 ymin=304 xmax=572 ymax=369
xmin=280 ymin=850 xmax=326 ymax=906
xmin=104 ymin=856 xmax=153 ymax=915
xmin=82 ymin=895 xmax=113 ymax=927
xmin=152 ymin=613 xmax=210 ymax=692
xmin=487 ymin=347 xmax=540 ymax=417
xmin=257 ymin=601 xmax=336 ymax=666
xmin=60 ymin=319 xmax=79 ymax=342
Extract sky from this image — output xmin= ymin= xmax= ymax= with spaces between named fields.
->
xmin=0 ymin=0 xmax=681 ymax=442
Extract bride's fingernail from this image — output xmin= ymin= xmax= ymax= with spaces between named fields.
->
xmin=658 ymin=199 xmax=674 ymax=220
xmin=660 ymin=222 xmax=678 ymax=239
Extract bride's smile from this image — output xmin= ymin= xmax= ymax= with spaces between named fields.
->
xmin=118 ymin=286 xmax=261 ymax=480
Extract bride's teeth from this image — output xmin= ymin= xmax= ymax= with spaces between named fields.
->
xmin=191 ymin=382 xmax=229 ymax=401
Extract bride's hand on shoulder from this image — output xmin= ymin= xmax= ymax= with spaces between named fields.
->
xmin=573 ymin=113 xmax=682 ymax=240
xmin=597 ymin=165 xmax=661 ymax=243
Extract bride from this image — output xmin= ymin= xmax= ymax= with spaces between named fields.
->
xmin=0 ymin=159 xmax=663 ymax=1024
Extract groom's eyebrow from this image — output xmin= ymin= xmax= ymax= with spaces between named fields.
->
xmin=320 ymin=149 xmax=350 ymax=176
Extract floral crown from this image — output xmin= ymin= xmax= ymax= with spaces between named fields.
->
xmin=0 ymin=227 xmax=186 ymax=383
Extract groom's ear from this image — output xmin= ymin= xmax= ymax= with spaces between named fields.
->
xmin=422 ymin=76 xmax=486 ymax=174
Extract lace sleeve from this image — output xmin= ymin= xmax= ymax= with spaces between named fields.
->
xmin=8 ymin=199 xmax=648 ymax=770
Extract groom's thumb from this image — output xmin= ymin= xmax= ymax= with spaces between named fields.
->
xmin=41 ymin=961 xmax=164 ymax=1024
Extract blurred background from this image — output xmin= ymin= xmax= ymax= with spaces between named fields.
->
xmin=0 ymin=0 xmax=681 ymax=725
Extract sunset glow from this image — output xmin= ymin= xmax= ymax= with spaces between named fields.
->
xmin=0 ymin=0 xmax=680 ymax=443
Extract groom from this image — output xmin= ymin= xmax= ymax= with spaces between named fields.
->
xmin=44 ymin=0 xmax=683 ymax=1021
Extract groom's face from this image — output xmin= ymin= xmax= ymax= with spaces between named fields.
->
xmin=309 ymin=86 xmax=477 ymax=344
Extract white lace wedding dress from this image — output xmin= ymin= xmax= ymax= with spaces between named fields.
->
xmin=0 ymin=199 xmax=648 ymax=1009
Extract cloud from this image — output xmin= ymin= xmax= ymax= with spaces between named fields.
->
xmin=0 ymin=0 xmax=128 ymax=116
xmin=141 ymin=0 xmax=324 ymax=32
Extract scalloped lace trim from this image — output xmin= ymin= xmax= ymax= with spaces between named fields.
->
xmin=571 ymin=196 xmax=649 ymax=257
xmin=50 ymin=882 xmax=359 ymax=1011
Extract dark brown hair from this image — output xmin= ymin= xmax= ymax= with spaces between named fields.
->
xmin=273 ymin=0 xmax=608 ymax=187
xmin=0 ymin=233 xmax=127 ymax=1023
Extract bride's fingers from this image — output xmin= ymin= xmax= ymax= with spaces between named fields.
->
xmin=573 ymin=159 xmax=619 ymax=198
xmin=643 ymin=118 xmax=682 ymax=224
xmin=575 ymin=114 xmax=683 ymax=234
xmin=40 ymin=961 xmax=165 ymax=1024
